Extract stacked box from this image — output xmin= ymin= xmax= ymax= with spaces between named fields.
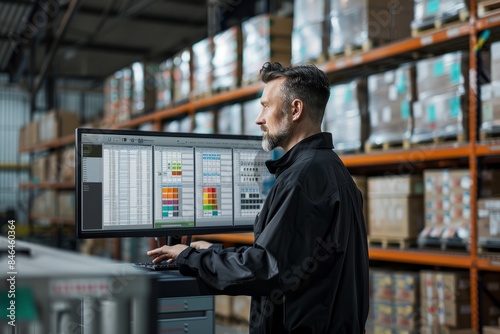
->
xmin=411 ymin=0 xmax=468 ymax=30
xmin=492 ymin=42 xmax=500 ymax=82
xmin=212 ymin=26 xmax=242 ymax=91
xmin=329 ymin=0 xmax=413 ymax=55
xmin=420 ymin=271 xmax=471 ymax=332
xmin=117 ymin=67 xmax=132 ymax=122
xmin=191 ymin=38 xmax=213 ymax=98
xmin=217 ymin=103 xmax=242 ymax=135
xmin=412 ymin=52 xmax=469 ymax=143
xmin=367 ymin=175 xmax=424 ymax=239
xmin=172 ymin=49 xmax=191 ymax=103
xmin=242 ymin=15 xmax=292 ymax=84
xmin=32 ymin=156 xmax=48 ymax=183
xmin=232 ymin=295 xmax=251 ymax=323
xmin=39 ymin=110 xmax=80 ymax=142
xmin=367 ymin=65 xmax=415 ymax=146
xmin=155 ymin=59 xmax=173 ymax=110
xmin=481 ymin=81 xmax=500 ymax=137
xmin=369 ymin=270 xmax=420 ymax=333
xmin=33 ymin=190 xmax=57 ymax=217
xmin=478 ymin=198 xmax=500 ymax=247
xmin=193 ymin=111 xmax=215 ymax=134
xmin=292 ymin=0 xmax=327 ymax=64
xmin=57 ymin=192 xmax=75 ymax=220
xmin=163 ymin=120 xmax=181 ymax=133
xmin=130 ymin=62 xmax=157 ymax=116
xmin=46 ymin=151 xmax=60 ymax=183
xmin=323 ymin=79 xmax=368 ymax=152
xmin=59 ymin=146 xmax=75 ymax=183
xmin=421 ymin=169 xmax=500 ymax=246
xmin=104 ymin=72 xmax=120 ymax=118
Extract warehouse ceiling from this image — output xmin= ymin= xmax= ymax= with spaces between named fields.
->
xmin=0 ymin=0 xmax=212 ymax=86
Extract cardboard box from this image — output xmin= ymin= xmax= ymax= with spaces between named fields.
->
xmin=436 ymin=272 xmax=470 ymax=302
xmin=368 ymin=196 xmax=424 ymax=238
xmin=59 ymin=146 xmax=75 ymax=183
xmin=393 ymin=272 xmax=419 ymax=303
xmin=215 ymin=295 xmax=232 ymax=318
xmin=368 ymin=175 xmax=423 ymax=196
xmin=394 ymin=301 xmax=419 ymax=329
xmin=39 ymin=110 xmax=80 ymax=142
xmin=212 ymin=26 xmax=242 ymax=91
xmin=483 ymin=327 xmax=500 ymax=334
xmin=371 ymin=269 xmax=393 ymax=300
xmin=371 ymin=300 xmax=394 ymax=327
xmin=232 ymin=295 xmax=251 ymax=322
xmin=32 ymin=156 xmax=48 ymax=183
xmin=57 ymin=192 xmax=75 ymax=220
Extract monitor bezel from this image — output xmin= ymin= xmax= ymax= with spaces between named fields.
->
xmin=75 ymin=127 xmax=265 ymax=239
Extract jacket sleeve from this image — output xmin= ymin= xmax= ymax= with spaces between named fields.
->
xmin=175 ymin=184 xmax=334 ymax=296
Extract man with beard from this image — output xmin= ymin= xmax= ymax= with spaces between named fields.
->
xmin=147 ymin=62 xmax=369 ymax=333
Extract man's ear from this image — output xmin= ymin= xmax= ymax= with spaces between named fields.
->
xmin=291 ymin=99 xmax=304 ymax=121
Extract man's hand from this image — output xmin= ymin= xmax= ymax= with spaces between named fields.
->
xmin=147 ymin=244 xmax=188 ymax=264
xmin=190 ymin=240 xmax=213 ymax=250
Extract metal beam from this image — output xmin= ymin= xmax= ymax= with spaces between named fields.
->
xmin=74 ymin=4 xmax=206 ymax=28
xmin=60 ymin=40 xmax=149 ymax=54
xmin=33 ymin=0 xmax=82 ymax=96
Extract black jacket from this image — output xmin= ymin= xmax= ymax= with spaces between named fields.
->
xmin=176 ymin=132 xmax=369 ymax=333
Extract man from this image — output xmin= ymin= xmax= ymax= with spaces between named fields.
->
xmin=147 ymin=62 xmax=369 ymax=333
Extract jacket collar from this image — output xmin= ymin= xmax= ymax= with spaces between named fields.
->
xmin=265 ymin=132 xmax=334 ymax=176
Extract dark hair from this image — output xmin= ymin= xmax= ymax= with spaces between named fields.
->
xmin=260 ymin=62 xmax=330 ymax=124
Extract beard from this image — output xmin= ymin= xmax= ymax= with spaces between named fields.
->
xmin=261 ymin=116 xmax=292 ymax=152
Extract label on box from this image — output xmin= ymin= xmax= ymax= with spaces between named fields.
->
xmin=449 ymin=96 xmax=461 ymax=118
xmin=427 ymin=105 xmax=437 ymax=122
xmin=401 ymin=101 xmax=410 ymax=120
xmin=433 ymin=61 xmax=445 ymax=77
xmin=389 ymin=85 xmax=398 ymax=101
xmin=427 ymin=0 xmax=440 ymax=15
xmin=450 ymin=63 xmax=462 ymax=84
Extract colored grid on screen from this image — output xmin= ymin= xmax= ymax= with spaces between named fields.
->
xmin=170 ymin=162 xmax=182 ymax=176
xmin=240 ymin=188 xmax=264 ymax=216
xmin=203 ymin=187 xmax=219 ymax=216
xmin=162 ymin=187 xmax=180 ymax=217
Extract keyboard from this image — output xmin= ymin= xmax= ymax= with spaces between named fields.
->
xmin=134 ymin=261 xmax=179 ymax=271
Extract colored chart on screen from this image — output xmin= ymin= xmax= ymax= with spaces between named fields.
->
xmin=153 ymin=147 xmax=195 ymax=227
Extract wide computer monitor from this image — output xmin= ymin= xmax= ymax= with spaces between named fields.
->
xmin=75 ymin=128 xmax=276 ymax=239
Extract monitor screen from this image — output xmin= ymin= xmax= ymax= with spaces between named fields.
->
xmin=75 ymin=128 xmax=274 ymax=239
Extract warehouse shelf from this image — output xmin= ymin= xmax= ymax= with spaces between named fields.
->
xmin=19 ymin=182 xmax=74 ymax=190
xmin=0 ymin=164 xmax=29 ymax=171
xmin=20 ymin=133 xmax=75 ymax=153
xmin=320 ymin=22 xmax=470 ymax=82
xmin=476 ymin=141 xmax=500 ymax=156
xmin=477 ymin=255 xmax=500 ymax=271
xmin=340 ymin=144 xmax=471 ymax=167
xmin=476 ymin=12 xmax=500 ymax=30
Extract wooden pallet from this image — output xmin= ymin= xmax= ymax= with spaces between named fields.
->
xmin=329 ymin=40 xmax=375 ymax=59
xmin=364 ymin=139 xmax=411 ymax=153
xmin=480 ymin=130 xmax=500 ymax=141
xmin=411 ymin=10 xmax=470 ymax=37
xmin=411 ymin=133 xmax=466 ymax=147
xmin=478 ymin=0 xmax=500 ymax=17
xmin=368 ymin=236 xmax=416 ymax=250
xmin=478 ymin=239 xmax=500 ymax=254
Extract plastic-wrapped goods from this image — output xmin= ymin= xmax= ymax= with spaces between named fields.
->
xmin=491 ymin=41 xmax=500 ymax=82
xmin=193 ymin=111 xmax=215 ymax=134
xmin=155 ymin=59 xmax=173 ymax=110
xmin=323 ymin=80 xmax=368 ymax=152
xmin=293 ymin=0 xmax=326 ymax=28
xmin=192 ymin=38 xmax=213 ymax=98
xmin=163 ymin=120 xmax=180 ymax=133
xmin=367 ymin=66 xmax=415 ymax=146
xmin=292 ymin=22 xmax=325 ymax=64
xmin=242 ymin=15 xmax=292 ymax=84
xmin=411 ymin=0 xmax=468 ymax=30
xmin=172 ymin=49 xmax=191 ymax=103
xmin=242 ymin=98 xmax=262 ymax=136
xmin=117 ymin=67 xmax=132 ymax=123
xmin=212 ymin=27 xmax=241 ymax=91
xmin=478 ymin=198 xmax=500 ymax=247
xmin=218 ymin=103 xmax=242 ymax=135
xmin=412 ymin=90 xmax=467 ymax=143
xmin=416 ymin=51 xmax=468 ymax=100
xmin=104 ymin=72 xmax=119 ymax=118
xmin=412 ymin=52 xmax=469 ymax=143
xmin=329 ymin=0 xmax=413 ymax=55
xmin=130 ymin=62 xmax=157 ymax=116
xmin=481 ymin=82 xmax=500 ymax=137
xmin=179 ymin=115 xmax=193 ymax=133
